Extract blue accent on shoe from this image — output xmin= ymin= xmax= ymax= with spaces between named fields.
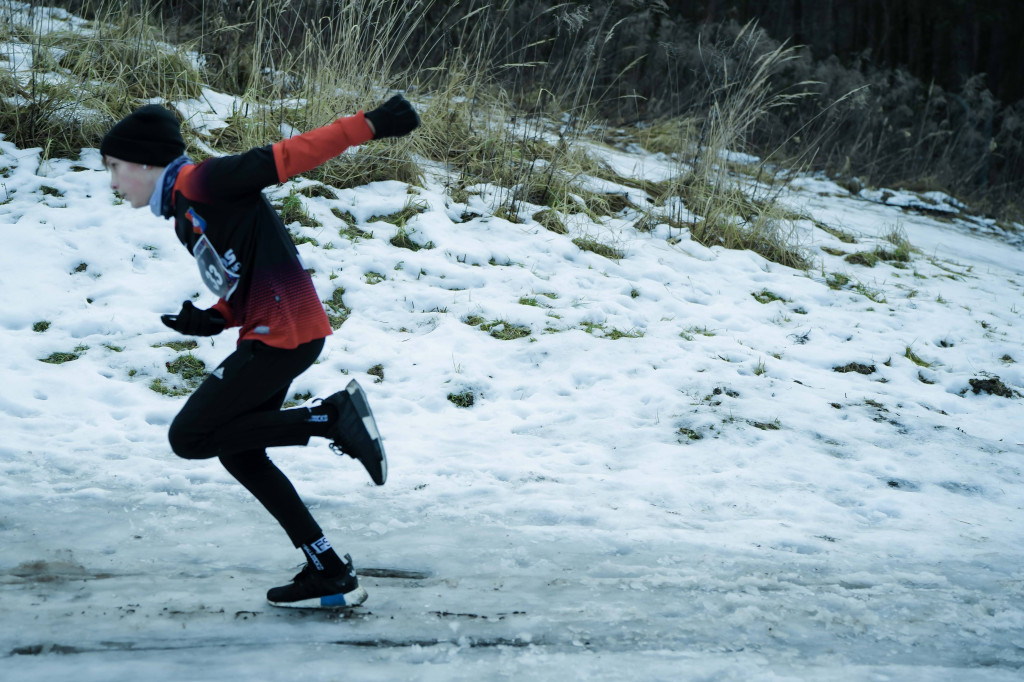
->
xmin=267 ymin=554 xmax=367 ymax=608
xmin=320 ymin=593 xmax=349 ymax=607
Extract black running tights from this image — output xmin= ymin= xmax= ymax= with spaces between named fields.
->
xmin=168 ymin=338 xmax=327 ymax=546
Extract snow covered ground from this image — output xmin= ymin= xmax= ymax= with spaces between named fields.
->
xmin=2 ymin=135 xmax=1022 ymax=681
xmin=2 ymin=12 xmax=1024 ymax=681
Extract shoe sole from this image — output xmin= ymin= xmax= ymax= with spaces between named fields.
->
xmin=268 ymin=585 xmax=368 ymax=610
xmin=337 ymin=380 xmax=388 ymax=485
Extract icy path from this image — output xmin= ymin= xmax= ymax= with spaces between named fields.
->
xmin=3 ymin=477 xmax=1022 ymax=681
xmin=1 ymin=137 xmax=1023 ymax=679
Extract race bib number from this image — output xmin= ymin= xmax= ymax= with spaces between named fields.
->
xmin=194 ymin=234 xmax=239 ymax=300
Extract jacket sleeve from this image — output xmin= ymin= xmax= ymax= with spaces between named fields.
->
xmin=211 ymin=298 xmax=239 ymax=328
xmin=174 ymin=148 xmax=280 ymax=203
xmin=272 ymin=112 xmax=375 ymax=182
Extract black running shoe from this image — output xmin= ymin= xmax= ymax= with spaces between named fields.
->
xmin=324 ymin=380 xmax=388 ymax=485
xmin=267 ymin=554 xmax=368 ymax=609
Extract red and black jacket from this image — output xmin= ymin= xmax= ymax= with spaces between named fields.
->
xmin=170 ymin=112 xmax=374 ymax=349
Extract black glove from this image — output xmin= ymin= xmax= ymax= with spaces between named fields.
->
xmin=161 ymin=300 xmax=226 ymax=336
xmin=365 ymin=94 xmax=420 ymax=139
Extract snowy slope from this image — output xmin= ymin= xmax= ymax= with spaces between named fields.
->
xmin=2 ymin=19 xmax=1024 ymax=682
xmin=2 ymin=130 xmax=1022 ymax=680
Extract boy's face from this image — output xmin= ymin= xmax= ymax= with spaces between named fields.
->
xmin=105 ymin=156 xmax=160 ymax=208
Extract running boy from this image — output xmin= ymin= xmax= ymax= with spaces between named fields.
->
xmin=100 ymin=97 xmax=419 ymax=608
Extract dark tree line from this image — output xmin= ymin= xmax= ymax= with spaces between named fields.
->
xmin=694 ymin=0 xmax=1024 ymax=107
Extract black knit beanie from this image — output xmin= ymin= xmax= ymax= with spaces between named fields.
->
xmin=100 ymin=104 xmax=185 ymax=166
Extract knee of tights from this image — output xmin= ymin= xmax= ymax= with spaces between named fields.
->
xmin=167 ymin=419 xmax=213 ymax=460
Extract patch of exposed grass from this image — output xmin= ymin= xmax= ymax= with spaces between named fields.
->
xmin=882 ymin=224 xmax=914 ymax=262
xmin=580 ymin=322 xmax=644 ymax=339
xmin=464 ymin=315 xmax=531 ymax=340
xmin=447 ymin=391 xmax=476 ymax=408
xmin=752 ymin=289 xmax=788 ymax=304
xmin=815 ymin=221 xmax=858 ymax=244
xmin=33 ymin=321 xmax=51 ymax=333
xmin=833 ymin=362 xmax=875 ymax=375
xmin=680 ymin=325 xmax=716 ymax=341
xmin=380 ymin=199 xmax=431 ymax=251
xmin=844 ymin=251 xmax=880 ymax=267
xmin=390 ymin=226 xmax=431 ymax=251
xmin=633 ymin=212 xmax=662 ymax=233
xmin=826 ymin=272 xmax=851 ymax=290
xmin=845 ymin=233 xmax=913 ymax=269
xmin=904 ymin=346 xmax=932 ymax=368
xmin=152 ymin=340 xmax=199 ymax=351
xmin=40 ymin=344 xmax=88 ymax=364
xmin=332 ymin=208 xmax=372 ymax=240
xmin=148 ymin=378 xmax=192 ymax=397
xmin=150 ymin=352 xmax=207 ymax=396
xmin=853 ymin=283 xmax=887 ymax=303
xmin=928 ymin=258 xmax=972 ymax=281
xmin=573 ymin=237 xmax=624 ymax=260
xmin=367 ymin=364 xmax=385 ymax=383
xmin=678 ymin=427 xmax=703 ymax=442
xmin=276 ymin=190 xmax=320 ymax=228
xmin=589 ymin=163 xmax=674 ymax=203
xmin=166 ymin=354 xmax=207 ymax=382
xmin=966 ymin=376 xmax=1019 ymax=398
xmin=289 ymin=230 xmax=319 ymax=247
xmin=607 ymin=328 xmax=644 ymax=340
xmin=493 ymin=203 xmax=524 ymax=224
xmin=377 ymin=199 xmax=428 ymax=229
xmin=297 ymin=184 xmax=337 ymax=200
xmin=324 ymin=287 xmax=350 ymax=329
xmin=489 ymin=321 xmax=531 ymax=341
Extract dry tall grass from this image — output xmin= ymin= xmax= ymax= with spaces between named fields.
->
xmin=636 ymin=22 xmax=814 ymax=268
xmin=1 ymin=2 xmax=201 ymax=157
xmin=4 ymin=1 xmax=815 ymax=267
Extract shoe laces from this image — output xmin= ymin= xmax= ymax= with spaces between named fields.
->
xmin=289 ymin=562 xmax=315 ymax=584
xmin=292 ymin=559 xmax=354 ymax=586
xmin=330 ymin=442 xmax=354 ymax=459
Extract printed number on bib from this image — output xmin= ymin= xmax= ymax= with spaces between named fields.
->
xmin=194 ymin=234 xmax=239 ymax=300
